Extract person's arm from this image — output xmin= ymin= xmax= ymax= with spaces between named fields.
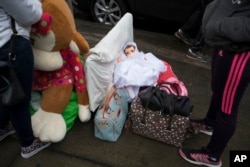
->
xmin=116 ymin=55 xmax=123 ymax=62
xmin=203 ymin=0 xmax=250 ymax=43
xmin=1 ymin=0 xmax=42 ymax=26
xmin=206 ymin=16 xmax=250 ymax=43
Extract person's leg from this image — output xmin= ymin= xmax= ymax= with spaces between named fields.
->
xmin=206 ymin=48 xmax=250 ymax=159
xmin=190 ymin=30 xmax=205 ymax=52
xmin=0 ymin=40 xmax=15 ymax=141
xmin=186 ymin=35 xmax=210 ymax=62
xmin=176 ymin=0 xmax=213 ymax=46
xmin=0 ymin=106 xmax=14 ymax=141
xmin=179 ymin=47 xmax=250 ymax=166
xmin=181 ymin=9 xmax=202 ymax=38
xmin=188 ymin=47 xmax=218 ymax=134
xmin=0 ymin=108 xmax=10 ymax=129
xmin=181 ymin=0 xmax=212 ymax=37
xmin=185 ymin=16 xmax=211 ymax=63
xmin=8 ymin=36 xmax=35 ymax=147
xmin=189 ymin=0 xmax=213 ymax=50
xmin=7 ymin=36 xmax=51 ymax=158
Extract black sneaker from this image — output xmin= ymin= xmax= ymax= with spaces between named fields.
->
xmin=0 ymin=123 xmax=15 ymax=141
xmin=186 ymin=48 xmax=211 ymax=63
xmin=175 ymin=29 xmax=194 ymax=46
xmin=21 ymin=138 xmax=51 ymax=158
xmin=190 ymin=119 xmax=213 ymax=136
xmin=179 ymin=148 xmax=222 ymax=167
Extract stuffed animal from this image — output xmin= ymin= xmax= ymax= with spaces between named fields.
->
xmin=30 ymin=0 xmax=91 ymax=142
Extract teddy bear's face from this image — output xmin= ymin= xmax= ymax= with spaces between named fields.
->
xmin=31 ymin=0 xmax=85 ymax=71
xmin=40 ymin=0 xmax=75 ymax=51
xmin=31 ymin=31 xmax=56 ymax=51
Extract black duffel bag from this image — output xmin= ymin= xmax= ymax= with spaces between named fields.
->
xmin=139 ymin=82 xmax=193 ymax=116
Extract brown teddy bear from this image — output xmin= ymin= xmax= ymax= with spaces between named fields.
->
xmin=30 ymin=0 xmax=91 ymax=142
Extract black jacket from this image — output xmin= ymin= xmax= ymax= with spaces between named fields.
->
xmin=202 ymin=0 xmax=250 ymax=51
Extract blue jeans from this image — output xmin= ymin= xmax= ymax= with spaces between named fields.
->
xmin=0 ymin=36 xmax=35 ymax=147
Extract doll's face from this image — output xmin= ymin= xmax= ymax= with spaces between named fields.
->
xmin=124 ymin=46 xmax=135 ymax=58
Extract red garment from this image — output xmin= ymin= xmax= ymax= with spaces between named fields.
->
xmin=157 ymin=61 xmax=177 ymax=83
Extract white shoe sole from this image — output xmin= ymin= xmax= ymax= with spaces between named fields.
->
xmin=21 ymin=142 xmax=51 ymax=159
xmin=0 ymin=130 xmax=15 ymax=141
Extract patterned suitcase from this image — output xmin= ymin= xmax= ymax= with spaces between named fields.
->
xmin=129 ymin=97 xmax=190 ymax=147
xmin=94 ymin=86 xmax=128 ymax=142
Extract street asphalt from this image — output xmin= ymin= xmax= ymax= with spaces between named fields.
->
xmin=0 ymin=15 xmax=249 ymax=167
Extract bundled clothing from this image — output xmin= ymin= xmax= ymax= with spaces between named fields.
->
xmin=113 ymin=42 xmax=189 ymax=101
xmin=113 ymin=42 xmax=166 ymax=101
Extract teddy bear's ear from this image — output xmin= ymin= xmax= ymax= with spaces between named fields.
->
xmin=42 ymin=0 xmax=89 ymax=53
xmin=41 ymin=0 xmax=74 ymax=50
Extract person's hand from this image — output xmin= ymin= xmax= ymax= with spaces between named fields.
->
xmin=116 ymin=55 xmax=122 ymax=62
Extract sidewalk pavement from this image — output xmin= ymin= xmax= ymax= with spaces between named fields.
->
xmin=0 ymin=19 xmax=249 ymax=167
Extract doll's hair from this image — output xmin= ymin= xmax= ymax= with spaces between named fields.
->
xmin=121 ymin=41 xmax=138 ymax=58
xmin=124 ymin=45 xmax=135 ymax=53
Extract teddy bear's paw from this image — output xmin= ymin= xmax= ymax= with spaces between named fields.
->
xmin=38 ymin=115 xmax=67 ymax=142
xmin=32 ymin=108 xmax=48 ymax=136
xmin=78 ymin=105 xmax=91 ymax=122
xmin=31 ymin=108 xmax=67 ymax=142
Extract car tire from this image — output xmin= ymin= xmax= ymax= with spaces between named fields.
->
xmin=90 ymin=0 xmax=128 ymax=25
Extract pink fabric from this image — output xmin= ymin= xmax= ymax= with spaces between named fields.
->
xmin=157 ymin=61 xmax=188 ymax=96
xmin=33 ymin=49 xmax=87 ymax=92
xmin=222 ymin=51 xmax=250 ymax=114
